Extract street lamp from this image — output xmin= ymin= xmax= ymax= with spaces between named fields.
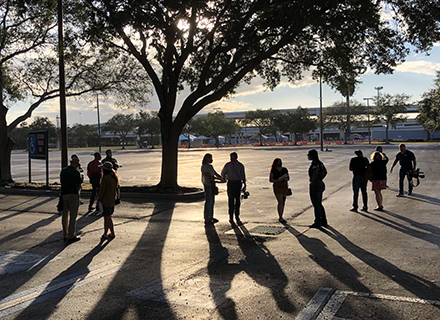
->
xmin=363 ymin=98 xmax=373 ymax=144
xmin=374 ymin=86 xmax=383 ymax=99
xmin=95 ymin=94 xmax=101 ymax=153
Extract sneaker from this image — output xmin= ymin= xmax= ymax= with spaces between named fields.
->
xmin=361 ymin=207 xmax=368 ymax=212
xmin=212 ymin=218 xmax=219 ymax=223
xmin=408 ymin=191 xmax=412 ymax=196
xmin=309 ymin=223 xmax=322 ymax=229
xmin=396 ymin=193 xmax=404 ymax=197
xmin=236 ymin=219 xmax=243 ymax=226
xmin=373 ymin=206 xmax=384 ymax=211
xmin=349 ymin=208 xmax=358 ymax=212
xmin=278 ymin=218 xmax=287 ymax=223
xmin=67 ymin=236 xmax=81 ymax=243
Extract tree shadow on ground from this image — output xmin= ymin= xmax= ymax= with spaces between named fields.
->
xmin=83 ymin=201 xmax=177 ymax=320
xmin=205 ymin=223 xmax=295 ymax=319
xmin=0 ymin=206 xmax=101 ymax=302
xmin=0 ymin=196 xmax=53 ymax=223
xmin=14 ymin=240 xmax=110 ymax=320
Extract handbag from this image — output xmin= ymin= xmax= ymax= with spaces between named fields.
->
xmin=287 ymin=188 xmax=292 ymax=196
xmin=364 ymin=159 xmax=373 ymax=181
xmin=212 ymin=185 xmax=219 ymax=195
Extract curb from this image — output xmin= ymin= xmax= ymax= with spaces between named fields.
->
xmin=0 ymin=188 xmax=204 ymax=202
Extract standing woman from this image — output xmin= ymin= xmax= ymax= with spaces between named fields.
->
xmin=98 ymin=162 xmax=119 ymax=239
xmin=201 ymin=153 xmax=223 ymax=225
xmin=370 ymin=151 xmax=389 ymax=211
xmin=307 ymin=149 xmax=328 ymax=228
xmin=269 ymin=158 xmax=290 ymax=223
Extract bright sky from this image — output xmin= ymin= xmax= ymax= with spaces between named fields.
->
xmin=7 ymin=45 xmax=440 ymax=127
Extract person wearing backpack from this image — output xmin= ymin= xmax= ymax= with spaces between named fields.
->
xmin=349 ymin=150 xmax=370 ymax=212
xmin=307 ymin=149 xmax=328 ymax=228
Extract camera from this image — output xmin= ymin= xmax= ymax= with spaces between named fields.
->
xmin=407 ymin=168 xmax=425 ymax=187
xmin=241 ymin=188 xmax=250 ymax=199
xmin=407 ymin=168 xmax=425 ymax=179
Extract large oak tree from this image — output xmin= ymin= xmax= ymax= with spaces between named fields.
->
xmin=77 ymin=0 xmax=440 ymax=188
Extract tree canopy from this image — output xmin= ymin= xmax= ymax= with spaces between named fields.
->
xmin=43 ymin=1 xmax=440 ymax=187
xmin=324 ymin=101 xmax=366 ymax=143
xmin=418 ymin=71 xmax=440 ymax=137
xmin=275 ymin=107 xmax=317 ymax=144
xmin=191 ymin=111 xmax=239 ymax=147
xmin=241 ymin=109 xmax=279 ymax=145
xmin=102 ymin=114 xmax=137 ymax=149
xmin=373 ymin=93 xmax=411 ymax=144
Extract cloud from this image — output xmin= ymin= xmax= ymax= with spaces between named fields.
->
xmin=395 ymin=61 xmax=440 ymax=76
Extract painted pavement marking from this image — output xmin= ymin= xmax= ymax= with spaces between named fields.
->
xmin=0 ymin=250 xmax=61 ymax=275
xmin=0 ymin=262 xmax=124 ymax=317
xmin=297 ymin=288 xmax=440 ymax=320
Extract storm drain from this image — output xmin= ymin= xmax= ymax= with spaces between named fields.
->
xmin=248 ymin=225 xmax=286 ymax=236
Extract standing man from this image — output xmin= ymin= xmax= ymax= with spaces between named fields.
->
xmin=221 ymin=152 xmax=246 ymax=225
xmin=103 ymin=149 xmax=120 ymax=170
xmin=87 ymin=152 xmax=102 ymax=212
xmin=60 ymin=158 xmax=83 ymax=242
xmin=349 ymin=150 xmax=369 ymax=212
xmin=390 ymin=144 xmax=416 ymax=196
xmin=307 ymin=149 xmax=328 ymax=228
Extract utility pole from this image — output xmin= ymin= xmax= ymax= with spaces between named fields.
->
xmin=363 ymin=98 xmax=373 ymax=144
xmin=96 ymin=94 xmax=101 ymax=153
xmin=319 ymin=75 xmax=324 ymax=151
xmin=57 ymin=0 xmax=68 ymax=168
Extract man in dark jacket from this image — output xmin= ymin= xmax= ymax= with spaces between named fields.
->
xmin=87 ymin=152 xmax=102 ymax=212
xmin=60 ymin=158 xmax=83 ymax=242
xmin=390 ymin=144 xmax=416 ymax=196
xmin=349 ymin=150 xmax=369 ymax=212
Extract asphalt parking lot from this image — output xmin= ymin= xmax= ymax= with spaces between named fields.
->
xmin=1 ymin=143 xmax=440 ymax=319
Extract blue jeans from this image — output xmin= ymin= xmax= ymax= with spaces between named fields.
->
xmin=204 ymin=184 xmax=215 ymax=220
xmin=399 ymin=169 xmax=413 ymax=194
xmin=352 ymin=175 xmax=368 ymax=209
xmin=309 ymin=180 xmax=327 ymax=225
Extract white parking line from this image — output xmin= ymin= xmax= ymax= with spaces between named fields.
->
xmin=297 ymin=288 xmax=440 ymax=320
xmin=0 ymin=262 xmax=124 ymax=317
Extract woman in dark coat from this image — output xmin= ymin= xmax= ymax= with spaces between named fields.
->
xmin=269 ymin=158 xmax=290 ymax=223
xmin=370 ymin=151 xmax=389 ymax=211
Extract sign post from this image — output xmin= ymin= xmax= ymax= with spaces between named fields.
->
xmin=28 ymin=131 xmax=49 ymax=188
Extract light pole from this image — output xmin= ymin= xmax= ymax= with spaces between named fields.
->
xmin=56 ymin=115 xmax=60 ymax=149
xmin=57 ymin=0 xmax=68 ymax=168
xmin=95 ymin=94 xmax=101 ymax=153
xmin=363 ymin=98 xmax=372 ymax=144
xmin=319 ymin=74 xmax=324 ymax=151
xmin=79 ymin=112 xmax=81 ymax=125
xmin=374 ymin=86 xmax=383 ymax=99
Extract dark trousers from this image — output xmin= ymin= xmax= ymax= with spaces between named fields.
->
xmin=352 ymin=176 xmax=368 ymax=209
xmin=89 ymin=183 xmax=100 ymax=209
xmin=399 ymin=169 xmax=413 ymax=194
xmin=309 ymin=180 xmax=327 ymax=225
xmin=227 ymin=181 xmax=242 ymax=219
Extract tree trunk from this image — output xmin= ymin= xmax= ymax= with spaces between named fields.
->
xmin=158 ymin=129 xmax=179 ymax=189
xmin=385 ymin=124 xmax=390 ymax=144
xmin=0 ymin=133 xmax=14 ymax=184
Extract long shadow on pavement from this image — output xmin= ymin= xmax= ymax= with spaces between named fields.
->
xmin=0 ymin=196 xmax=54 ymax=223
xmin=13 ymin=240 xmax=111 ymax=320
xmin=357 ymin=210 xmax=440 ymax=248
xmin=84 ymin=201 xmax=177 ymax=320
xmin=0 ymin=208 xmax=100 ymax=301
xmin=324 ymin=225 xmax=440 ymax=302
xmin=205 ymin=223 xmax=295 ymax=319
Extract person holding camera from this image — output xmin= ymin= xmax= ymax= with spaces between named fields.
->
xmin=269 ymin=158 xmax=290 ymax=223
xmin=390 ymin=144 xmax=416 ymax=196
xmin=221 ymin=152 xmax=246 ymax=226
xmin=201 ymin=153 xmax=223 ymax=225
